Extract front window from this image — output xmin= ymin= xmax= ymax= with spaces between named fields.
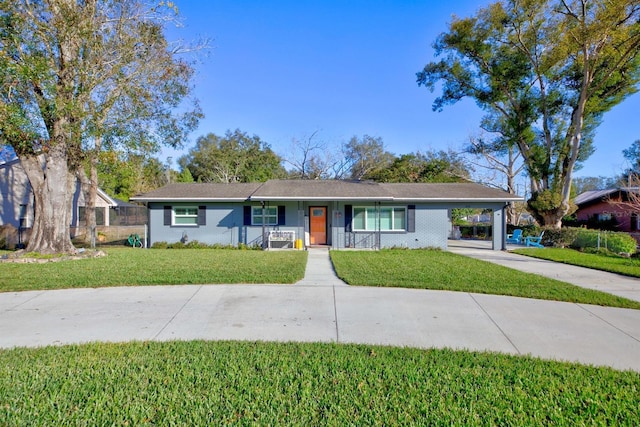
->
xmin=353 ymin=206 xmax=406 ymax=231
xmin=252 ymin=206 xmax=278 ymax=225
xmin=173 ymin=206 xmax=198 ymax=225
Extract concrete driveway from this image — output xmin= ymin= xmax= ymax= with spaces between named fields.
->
xmin=1 ymin=245 xmax=639 ymax=372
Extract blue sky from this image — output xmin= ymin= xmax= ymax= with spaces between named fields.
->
xmin=164 ymin=0 xmax=640 ymax=179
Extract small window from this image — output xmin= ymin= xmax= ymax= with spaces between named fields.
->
xmin=352 ymin=206 xmax=406 ymax=231
xmin=598 ymin=212 xmax=612 ymax=221
xmin=174 ymin=206 xmax=198 ymax=225
xmin=252 ymin=206 xmax=278 ymax=225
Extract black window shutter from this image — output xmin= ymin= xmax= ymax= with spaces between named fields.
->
xmin=243 ymin=206 xmax=252 ymax=225
xmin=277 ymin=205 xmax=286 ymax=225
xmin=164 ymin=206 xmax=172 ymax=226
xmin=345 ymin=205 xmax=353 ymax=232
xmin=198 ymin=206 xmax=206 ymax=226
xmin=407 ymin=205 xmax=416 ymax=232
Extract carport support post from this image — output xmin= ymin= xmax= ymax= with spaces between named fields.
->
xmin=492 ymin=206 xmax=506 ymax=251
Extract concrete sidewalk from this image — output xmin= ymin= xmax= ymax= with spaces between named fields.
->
xmin=1 ymin=246 xmax=639 ymax=372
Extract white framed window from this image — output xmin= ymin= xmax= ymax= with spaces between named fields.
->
xmin=252 ymin=206 xmax=278 ymax=225
xmin=173 ymin=206 xmax=198 ymax=225
xmin=353 ymin=206 xmax=406 ymax=231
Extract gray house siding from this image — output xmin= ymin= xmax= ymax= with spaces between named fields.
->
xmin=137 ymin=181 xmax=520 ymax=250
xmin=147 ymin=200 xmax=510 ymax=250
xmin=330 ymin=202 xmax=449 ymax=249
xmin=148 ymin=201 xmax=304 ymax=247
xmin=149 ymin=203 xmax=237 ymax=246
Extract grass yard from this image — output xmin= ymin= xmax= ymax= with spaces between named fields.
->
xmin=514 ymin=247 xmax=640 ymax=278
xmin=1 ymin=341 xmax=638 ymax=425
xmin=0 ymin=248 xmax=308 ymax=292
xmin=330 ymin=249 xmax=640 ymax=309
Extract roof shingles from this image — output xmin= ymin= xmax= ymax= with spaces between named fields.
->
xmin=131 ymin=180 xmax=521 ymax=202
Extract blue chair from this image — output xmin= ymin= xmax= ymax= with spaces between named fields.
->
xmin=525 ymin=231 xmax=545 ymax=248
xmin=506 ymin=229 xmax=523 ymax=244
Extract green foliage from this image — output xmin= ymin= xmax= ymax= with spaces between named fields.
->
xmin=529 ymin=227 xmax=637 ymax=254
xmin=365 ymin=150 xmax=470 ymax=183
xmin=97 ymin=151 xmax=170 ymax=200
xmin=176 ymin=167 xmax=194 ymax=183
xmin=343 ymin=135 xmax=395 ymax=180
xmin=451 ymin=208 xmax=476 ymax=225
xmin=0 ymin=0 xmax=201 ymax=252
xmin=542 ymin=227 xmax=581 ymax=248
xmin=2 ymin=341 xmax=638 ymax=425
xmin=417 ymin=0 xmax=640 ymax=226
xmin=0 ymin=248 xmax=308 ymax=291
xmin=330 ymin=250 xmax=640 ymax=309
xmin=572 ymin=229 xmax=637 ymax=255
xmin=572 ymin=176 xmax=618 ymax=194
xmin=151 ymin=240 xmax=262 ymax=250
xmin=178 ymin=129 xmax=287 ymax=183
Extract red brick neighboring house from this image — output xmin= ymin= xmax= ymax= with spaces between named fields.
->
xmin=574 ymin=188 xmax=640 ymax=236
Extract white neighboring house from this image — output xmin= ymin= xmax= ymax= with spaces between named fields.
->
xmin=0 ymin=159 xmax=117 ymax=239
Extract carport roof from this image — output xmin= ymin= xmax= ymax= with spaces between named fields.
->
xmin=130 ymin=180 xmax=523 ymax=203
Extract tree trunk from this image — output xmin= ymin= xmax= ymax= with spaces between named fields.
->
xmin=78 ymin=168 xmax=98 ymax=247
xmin=541 ymin=210 xmax=564 ymax=231
xmin=20 ymin=144 xmax=77 ymax=255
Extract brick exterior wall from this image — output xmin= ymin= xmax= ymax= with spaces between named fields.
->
xmin=576 ymin=201 xmax=637 ymax=232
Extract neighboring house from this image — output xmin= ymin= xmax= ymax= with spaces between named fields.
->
xmin=574 ymin=188 xmax=640 ymax=233
xmin=131 ymin=180 xmax=521 ymax=250
xmin=0 ymin=159 xmax=117 ymax=240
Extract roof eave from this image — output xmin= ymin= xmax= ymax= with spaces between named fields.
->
xmin=251 ymin=196 xmax=394 ymax=201
xmin=392 ymin=197 xmax=523 ymax=203
xmin=129 ymin=197 xmax=250 ymax=203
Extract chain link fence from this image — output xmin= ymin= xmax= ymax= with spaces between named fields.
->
xmin=1 ymin=206 xmax=148 ymax=250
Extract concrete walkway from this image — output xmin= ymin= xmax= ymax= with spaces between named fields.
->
xmin=1 ymin=245 xmax=639 ymax=372
xmin=448 ymin=240 xmax=640 ymax=302
xmin=295 ymin=247 xmax=347 ymax=287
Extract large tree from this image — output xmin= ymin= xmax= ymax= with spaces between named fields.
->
xmin=283 ymin=131 xmax=343 ymax=180
xmin=466 ymin=130 xmax=525 ymax=224
xmin=418 ymin=0 xmax=640 ymax=229
xmin=0 ymin=0 xmax=199 ymax=253
xmin=364 ymin=150 xmax=470 ymax=183
xmin=343 ymin=135 xmax=395 ymax=180
xmin=179 ymin=130 xmax=287 ymax=183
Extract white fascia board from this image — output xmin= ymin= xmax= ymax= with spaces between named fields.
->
xmin=391 ymin=197 xmax=524 ymax=203
xmin=250 ymin=196 xmax=394 ymax=201
xmin=129 ymin=197 xmax=250 ymax=203
xmin=97 ymin=188 xmax=118 ymax=207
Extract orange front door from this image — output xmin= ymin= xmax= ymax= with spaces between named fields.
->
xmin=309 ymin=207 xmax=327 ymax=245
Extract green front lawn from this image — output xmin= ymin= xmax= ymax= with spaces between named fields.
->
xmin=513 ymin=247 xmax=640 ymax=278
xmin=0 ymin=248 xmax=308 ymax=292
xmin=1 ymin=341 xmax=638 ymax=425
xmin=330 ymin=249 xmax=640 ymax=309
